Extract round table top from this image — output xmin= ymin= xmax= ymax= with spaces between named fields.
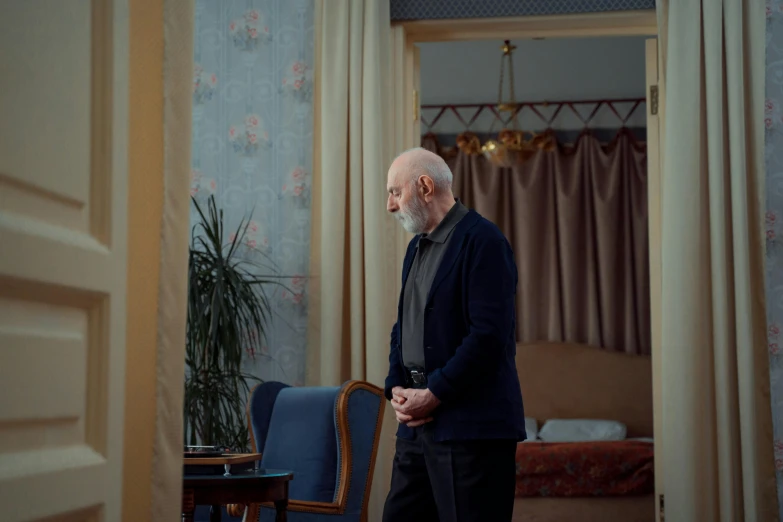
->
xmin=183 ymin=468 xmax=293 ymax=485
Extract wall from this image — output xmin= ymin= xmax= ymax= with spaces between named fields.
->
xmin=191 ymin=0 xmax=314 ymax=386
xmin=419 ymin=36 xmax=648 ymax=134
xmin=764 ymin=4 xmax=783 ymax=517
xmin=390 ymin=0 xmax=655 ymax=21
xmin=123 ymin=0 xmax=163 ymax=520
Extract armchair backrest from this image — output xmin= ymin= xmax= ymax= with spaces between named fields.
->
xmin=254 ymin=384 xmax=341 ymax=502
xmin=247 ymin=380 xmax=385 ymax=519
xmin=246 ymin=381 xmax=289 ymax=454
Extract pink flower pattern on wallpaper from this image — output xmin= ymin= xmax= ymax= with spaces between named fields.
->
xmin=247 ymin=220 xmax=270 ymax=251
xmin=766 ymin=97 xmax=783 ymax=131
xmin=227 ymin=220 xmax=271 ymax=252
xmin=281 ymin=61 xmax=313 ymax=103
xmin=192 ymin=1 xmax=314 ymax=387
xmin=765 ymin=1 xmax=783 ymax=515
xmin=193 ymin=64 xmax=217 ymax=105
xmin=230 ymin=9 xmax=272 ymax=52
xmin=282 ymin=166 xmax=311 ymax=208
xmin=243 ymin=328 xmax=270 ymax=359
xmin=229 ymin=114 xmax=271 ymax=157
xmin=768 ymin=210 xmax=780 ymax=246
xmin=190 ymin=169 xmax=217 ymax=199
xmin=280 ymin=275 xmax=307 ymax=309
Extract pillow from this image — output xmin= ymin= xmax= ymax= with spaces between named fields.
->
xmin=523 ymin=417 xmax=538 ymax=442
xmin=538 ymin=419 xmax=627 ymax=442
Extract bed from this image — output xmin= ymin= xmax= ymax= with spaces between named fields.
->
xmin=512 ymin=342 xmax=655 ymax=522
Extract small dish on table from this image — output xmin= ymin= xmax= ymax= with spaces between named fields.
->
xmin=184 ymin=447 xmax=262 ymax=477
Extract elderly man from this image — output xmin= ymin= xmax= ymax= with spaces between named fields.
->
xmin=382 ymin=148 xmax=526 ymax=522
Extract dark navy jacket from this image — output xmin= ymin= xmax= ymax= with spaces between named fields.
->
xmin=384 ymin=209 xmax=526 ymax=442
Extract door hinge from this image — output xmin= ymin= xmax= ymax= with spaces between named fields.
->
xmin=650 ymin=85 xmax=659 ymax=115
xmin=659 ymin=493 xmax=665 ymax=521
xmin=413 ymin=89 xmax=419 ymax=121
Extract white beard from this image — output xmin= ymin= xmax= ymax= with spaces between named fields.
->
xmin=394 ymin=193 xmax=428 ymax=234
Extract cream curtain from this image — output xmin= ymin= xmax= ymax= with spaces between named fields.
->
xmin=308 ymin=0 xmax=399 ymax=520
xmin=152 ymin=0 xmax=193 ymax=519
xmin=657 ymin=1 xmax=779 ymax=520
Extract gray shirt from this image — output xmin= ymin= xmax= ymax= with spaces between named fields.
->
xmin=402 ymin=200 xmax=469 ymax=369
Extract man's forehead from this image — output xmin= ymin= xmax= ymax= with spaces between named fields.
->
xmin=387 ymin=164 xmax=405 ymax=189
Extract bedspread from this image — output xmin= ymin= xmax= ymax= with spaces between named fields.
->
xmin=515 ymin=441 xmax=654 ymax=497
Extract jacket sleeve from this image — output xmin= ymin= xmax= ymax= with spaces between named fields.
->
xmin=426 ymin=236 xmax=517 ymax=402
xmin=384 ymin=322 xmax=406 ymax=401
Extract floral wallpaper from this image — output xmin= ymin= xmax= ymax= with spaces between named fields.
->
xmin=190 ymin=0 xmax=314 ymax=386
xmin=766 ymin=2 xmax=783 ymax=518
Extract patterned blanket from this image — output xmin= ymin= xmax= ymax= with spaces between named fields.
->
xmin=515 ymin=441 xmax=655 ymax=497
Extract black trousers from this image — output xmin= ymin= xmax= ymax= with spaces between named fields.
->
xmin=382 ymin=424 xmax=517 ymax=522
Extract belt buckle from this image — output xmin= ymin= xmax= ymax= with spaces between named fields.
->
xmin=410 ymin=369 xmax=426 ymax=385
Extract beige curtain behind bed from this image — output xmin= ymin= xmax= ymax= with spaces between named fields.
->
xmin=656 ymin=0 xmax=779 ymax=520
xmin=424 ymin=132 xmax=651 ymax=355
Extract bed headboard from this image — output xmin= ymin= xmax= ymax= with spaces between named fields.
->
xmin=515 ymin=342 xmax=653 ymax=438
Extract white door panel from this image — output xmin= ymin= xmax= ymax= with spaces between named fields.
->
xmin=0 ymin=1 xmax=129 ymax=521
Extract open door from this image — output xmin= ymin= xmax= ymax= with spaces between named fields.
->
xmin=645 ymin=37 xmax=665 ymax=522
xmin=0 ymin=1 xmax=129 ymax=521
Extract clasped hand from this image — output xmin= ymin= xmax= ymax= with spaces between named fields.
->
xmin=391 ymin=386 xmax=441 ymax=427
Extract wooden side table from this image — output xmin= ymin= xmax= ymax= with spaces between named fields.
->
xmin=182 ymin=468 xmax=293 ymax=522
xmin=184 ymin=452 xmax=263 ymax=476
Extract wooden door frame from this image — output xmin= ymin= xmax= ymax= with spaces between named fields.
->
xmin=390 ymin=10 xmax=658 ymax=146
xmin=389 ymin=8 xmax=659 ymax=283
xmin=397 ymin=9 xmax=657 ymax=42
xmin=388 ymin=10 xmax=663 ymax=521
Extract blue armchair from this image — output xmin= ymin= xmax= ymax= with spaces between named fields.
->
xmin=242 ymin=380 xmax=385 ymax=522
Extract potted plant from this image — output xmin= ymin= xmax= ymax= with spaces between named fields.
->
xmin=184 ymin=195 xmax=277 ymax=451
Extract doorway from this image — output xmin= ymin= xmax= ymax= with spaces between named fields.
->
xmin=389 ymin=10 xmax=663 ymax=522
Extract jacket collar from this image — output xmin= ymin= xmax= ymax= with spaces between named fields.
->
xmin=426 ymin=210 xmax=479 ymax=302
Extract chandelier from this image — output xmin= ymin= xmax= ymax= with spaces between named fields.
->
xmin=481 ymin=40 xmax=539 ymax=167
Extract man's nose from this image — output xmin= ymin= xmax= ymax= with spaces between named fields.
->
xmin=387 ymin=196 xmax=397 ymax=213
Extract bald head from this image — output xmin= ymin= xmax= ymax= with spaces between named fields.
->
xmin=386 ymin=147 xmax=456 ymax=235
xmin=389 ymin=147 xmax=453 ymax=189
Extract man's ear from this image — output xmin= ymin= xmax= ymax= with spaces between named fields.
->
xmin=419 ymin=175 xmax=435 ymax=200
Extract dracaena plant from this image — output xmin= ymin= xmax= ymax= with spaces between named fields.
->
xmin=184 ymin=195 xmax=278 ymax=451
